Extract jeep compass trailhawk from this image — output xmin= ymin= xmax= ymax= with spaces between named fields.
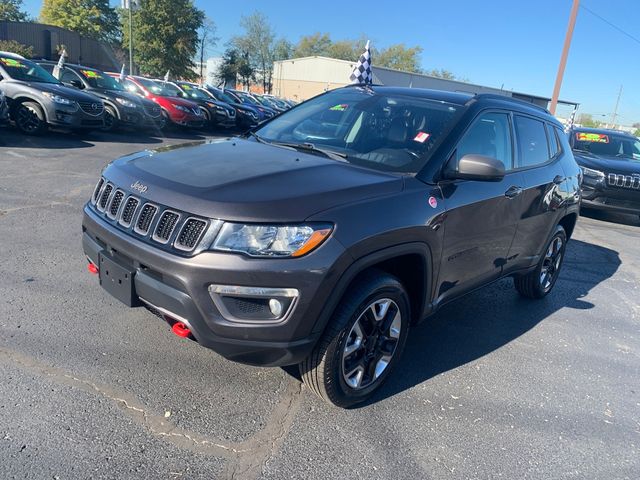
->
xmin=82 ymin=86 xmax=581 ymax=407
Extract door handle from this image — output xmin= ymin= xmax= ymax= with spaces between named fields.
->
xmin=504 ymin=186 xmax=523 ymax=199
xmin=553 ymin=175 xmax=566 ymax=185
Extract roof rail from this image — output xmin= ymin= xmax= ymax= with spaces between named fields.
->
xmin=474 ymin=93 xmax=551 ymax=114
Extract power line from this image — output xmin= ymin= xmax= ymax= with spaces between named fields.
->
xmin=580 ymin=4 xmax=640 ymax=46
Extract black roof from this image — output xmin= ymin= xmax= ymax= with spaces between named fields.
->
xmin=340 ymin=85 xmax=560 ymax=126
xmin=570 ymin=126 xmax=636 ymax=137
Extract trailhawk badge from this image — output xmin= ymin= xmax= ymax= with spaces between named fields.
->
xmin=130 ymin=181 xmax=148 ymax=193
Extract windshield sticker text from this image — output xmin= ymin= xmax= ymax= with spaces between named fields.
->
xmin=576 ymin=132 xmax=609 ymax=143
xmin=81 ymin=70 xmax=102 ymax=79
xmin=414 ymin=132 xmax=430 ymax=143
xmin=0 ymin=58 xmax=26 ymax=68
xmin=330 ymin=104 xmax=348 ymax=111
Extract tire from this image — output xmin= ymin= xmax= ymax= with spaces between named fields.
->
xmin=299 ymin=270 xmax=410 ymax=408
xmin=514 ymin=225 xmax=567 ymax=299
xmin=160 ymin=110 xmax=172 ymax=130
xmin=14 ymin=101 xmax=46 ymax=135
xmin=102 ymin=105 xmax=118 ymax=132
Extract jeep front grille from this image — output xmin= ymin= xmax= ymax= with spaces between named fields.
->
xmin=152 ymin=211 xmax=180 ymax=244
xmin=135 ymin=204 xmax=158 ymax=235
xmin=175 ymin=218 xmax=208 ymax=251
xmin=119 ymin=197 xmax=139 ymax=227
xmin=89 ymin=177 xmax=212 ymax=254
xmin=608 ymin=173 xmax=640 ymax=190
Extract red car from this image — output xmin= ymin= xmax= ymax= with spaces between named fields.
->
xmin=107 ymin=74 xmax=204 ymax=129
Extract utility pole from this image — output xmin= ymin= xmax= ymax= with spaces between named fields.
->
xmin=610 ymin=85 xmax=623 ymax=128
xmin=128 ymin=2 xmax=133 ymax=75
xmin=550 ymin=0 xmax=580 ymax=115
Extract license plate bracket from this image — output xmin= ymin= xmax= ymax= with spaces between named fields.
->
xmin=98 ymin=251 xmax=139 ymax=307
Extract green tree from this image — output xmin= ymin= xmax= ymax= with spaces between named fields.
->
xmin=0 ymin=0 xmax=30 ymax=22
xmin=328 ymin=40 xmax=361 ymax=61
xmin=40 ymin=0 xmax=119 ymax=42
xmin=121 ymin=0 xmax=204 ymax=80
xmin=633 ymin=128 xmax=640 ymax=138
xmin=216 ymin=47 xmax=239 ymax=86
xmin=232 ymin=12 xmax=276 ymax=92
xmin=294 ymin=33 xmax=332 ymax=57
xmin=427 ymin=68 xmax=456 ymax=80
xmin=272 ymin=38 xmax=293 ymax=62
xmin=0 ymin=39 xmax=33 ymax=57
xmin=577 ymin=113 xmax=601 ymax=128
xmin=376 ymin=44 xmax=423 ymax=73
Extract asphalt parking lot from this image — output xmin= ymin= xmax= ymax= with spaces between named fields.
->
xmin=1 ymin=126 xmax=639 ymax=480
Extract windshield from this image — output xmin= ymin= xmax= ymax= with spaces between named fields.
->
xmin=134 ymin=77 xmax=171 ymax=96
xmin=0 ymin=57 xmax=60 ymax=84
xmin=211 ymin=89 xmax=236 ymax=104
xmin=573 ymin=131 xmax=640 ymax=161
xmin=78 ymin=69 xmax=124 ymax=91
xmin=255 ymin=88 xmax=463 ymax=173
xmin=237 ymin=92 xmax=259 ymax=105
xmin=154 ymin=81 xmax=183 ymax=97
xmin=178 ymin=83 xmax=209 ymax=100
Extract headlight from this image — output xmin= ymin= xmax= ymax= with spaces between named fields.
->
xmin=212 ymin=223 xmax=332 ymax=257
xmin=172 ymin=104 xmax=190 ymax=113
xmin=580 ymin=166 xmax=605 ymax=180
xmin=43 ymin=92 xmax=74 ymax=106
xmin=116 ymin=97 xmax=138 ymax=108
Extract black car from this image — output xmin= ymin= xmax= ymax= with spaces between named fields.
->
xmin=38 ymin=61 xmax=163 ymax=132
xmin=0 ymin=52 xmax=105 ymax=134
xmin=172 ymin=81 xmax=236 ymax=129
xmin=82 ymin=86 xmax=581 ymax=407
xmin=569 ymin=127 xmax=640 ymax=218
xmin=200 ymin=85 xmax=259 ymax=130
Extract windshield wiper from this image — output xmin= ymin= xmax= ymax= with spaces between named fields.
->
xmin=269 ymin=141 xmax=348 ymax=161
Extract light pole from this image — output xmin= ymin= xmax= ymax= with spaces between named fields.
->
xmin=128 ymin=3 xmax=133 ymax=75
xmin=550 ymin=0 xmax=580 ymax=115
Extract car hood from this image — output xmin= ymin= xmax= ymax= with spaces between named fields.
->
xmin=161 ymin=95 xmax=198 ymax=108
xmin=93 ymin=89 xmax=142 ymax=104
xmin=104 ymin=138 xmax=404 ymax=222
xmin=573 ymin=151 xmax=640 ymax=175
xmin=4 ymin=80 xmax=101 ymax=102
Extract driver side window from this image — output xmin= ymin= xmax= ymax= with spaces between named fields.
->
xmin=456 ymin=112 xmax=513 ymax=170
xmin=61 ymin=69 xmax=82 ymax=86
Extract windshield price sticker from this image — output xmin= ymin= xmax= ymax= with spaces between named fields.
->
xmin=80 ymin=70 xmax=102 ymax=79
xmin=0 ymin=58 xmax=27 ymax=68
xmin=576 ymin=132 xmax=609 ymax=143
xmin=182 ymin=84 xmax=192 ymax=90
xmin=330 ymin=104 xmax=348 ymax=111
xmin=414 ymin=131 xmax=430 ymax=143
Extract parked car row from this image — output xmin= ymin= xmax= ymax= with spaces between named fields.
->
xmin=0 ymin=50 xmax=295 ymax=136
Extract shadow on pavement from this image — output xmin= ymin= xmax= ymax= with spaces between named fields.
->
xmin=580 ymin=207 xmax=639 ymax=228
xmin=0 ymin=124 xmax=216 ymax=149
xmin=358 ymin=238 xmax=621 ymax=407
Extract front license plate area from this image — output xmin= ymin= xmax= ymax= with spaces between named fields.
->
xmin=98 ymin=251 xmax=139 ymax=307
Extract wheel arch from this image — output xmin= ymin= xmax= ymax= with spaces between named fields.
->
xmin=558 ymin=212 xmax=578 ymax=239
xmin=312 ymin=242 xmax=433 ymax=336
xmin=9 ymin=95 xmax=50 ymax=123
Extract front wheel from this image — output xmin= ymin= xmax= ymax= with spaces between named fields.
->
xmin=14 ymin=101 xmax=46 ymax=135
xmin=102 ymin=105 xmax=118 ymax=132
xmin=299 ymin=271 xmax=410 ymax=408
xmin=514 ymin=225 xmax=567 ymax=299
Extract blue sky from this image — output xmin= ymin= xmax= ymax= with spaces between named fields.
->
xmin=22 ymin=0 xmax=640 ymax=124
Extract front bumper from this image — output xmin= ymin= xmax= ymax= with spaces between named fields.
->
xmin=81 ymin=205 xmax=349 ymax=366
xmin=581 ymin=177 xmax=640 ymax=214
xmin=47 ymin=104 xmax=104 ymax=129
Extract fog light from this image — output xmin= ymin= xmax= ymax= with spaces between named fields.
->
xmin=208 ymin=284 xmax=299 ymax=323
xmin=269 ymin=299 xmax=283 ymax=317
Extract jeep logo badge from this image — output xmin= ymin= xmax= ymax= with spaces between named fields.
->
xmin=130 ymin=181 xmax=148 ymax=193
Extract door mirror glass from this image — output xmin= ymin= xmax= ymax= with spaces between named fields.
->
xmin=448 ymin=154 xmax=506 ymax=181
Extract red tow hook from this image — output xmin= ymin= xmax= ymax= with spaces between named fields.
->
xmin=87 ymin=262 xmax=99 ymax=275
xmin=172 ymin=322 xmax=192 ymax=338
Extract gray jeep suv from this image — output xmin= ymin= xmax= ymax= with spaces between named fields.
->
xmin=82 ymin=86 xmax=581 ymax=407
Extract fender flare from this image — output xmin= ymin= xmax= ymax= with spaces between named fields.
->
xmin=9 ymin=95 xmax=50 ymax=123
xmin=311 ymin=242 xmax=433 ymax=335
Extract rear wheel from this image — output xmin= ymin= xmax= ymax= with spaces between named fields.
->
xmin=102 ymin=105 xmax=118 ymax=132
xmin=514 ymin=225 xmax=567 ymax=299
xmin=299 ymin=271 xmax=410 ymax=408
xmin=14 ymin=101 xmax=46 ymax=135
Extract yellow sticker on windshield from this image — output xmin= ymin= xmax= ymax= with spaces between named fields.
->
xmin=182 ymin=84 xmax=192 ymax=90
xmin=80 ymin=69 xmax=102 ymax=79
xmin=0 ymin=58 xmax=27 ymax=68
xmin=330 ymin=104 xmax=348 ymax=111
xmin=576 ymin=132 xmax=609 ymax=143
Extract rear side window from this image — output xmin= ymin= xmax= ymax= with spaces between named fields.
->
xmin=456 ymin=112 xmax=513 ymax=170
xmin=546 ymin=124 xmax=560 ymax=157
xmin=123 ymin=79 xmax=142 ymax=95
xmin=514 ymin=116 xmax=550 ymax=168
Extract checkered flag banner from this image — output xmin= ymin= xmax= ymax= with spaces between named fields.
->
xmin=349 ymin=40 xmax=372 ymax=84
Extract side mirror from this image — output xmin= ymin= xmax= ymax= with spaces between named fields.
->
xmin=446 ymin=154 xmax=506 ymax=182
xmin=66 ymin=79 xmax=83 ymax=89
